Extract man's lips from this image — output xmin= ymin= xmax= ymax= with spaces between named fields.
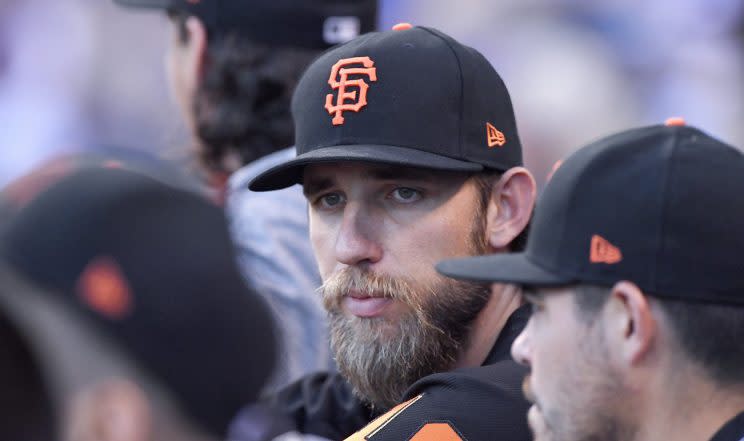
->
xmin=343 ymin=292 xmax=393 ymax=317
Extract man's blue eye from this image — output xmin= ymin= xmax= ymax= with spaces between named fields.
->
xmin=391 ymin=188 xmax=421 ymax=202
xmin=319 ymin=193 xmax=344 ymax=208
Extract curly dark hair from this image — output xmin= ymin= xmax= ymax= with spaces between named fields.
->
xmin=170 ymin=12 xmax=322 ymax=175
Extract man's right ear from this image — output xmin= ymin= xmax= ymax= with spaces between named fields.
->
xmin=165 ymin=15 xmax=209 ymax=133
xmin=603 ymin=281 xmax=658 ymax=367
xmin=182 ymin=16 xmax=209 ymax=84
xmin=483 ymin=167 xmax=537 ymax=252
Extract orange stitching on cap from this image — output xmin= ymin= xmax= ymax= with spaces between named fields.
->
xmin=664 ymin=117 xmax=686 ymax=127
xmin=325 ymin=57 xmax=377 ymax=126
xmin=77 ymin=256 xmax=133 ymax=320
xmin=546 ymin=159 xmax=563 ymax=182
xmin=590 ymin=235 xmax=623 ymax=264
xmin=392 ymin=23 xmax=413 ymax=31
xmin=2 ymin=159 xmax=75 ymax=209
xmin=486 ymin=123 xmax=506 ymax=148
xmin=410 ymin=423 xmax=464 ymax=440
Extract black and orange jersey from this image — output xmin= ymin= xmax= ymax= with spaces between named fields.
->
xmin=229 ymin=306 xmax=531 ymax=441
xmin=344 ymin=361 xmax=530 ymax=441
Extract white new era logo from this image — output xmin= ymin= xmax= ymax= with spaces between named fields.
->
xmin=323 ymin=16 xmax=361 ymax=45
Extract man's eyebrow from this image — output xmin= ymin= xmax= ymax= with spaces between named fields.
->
xmin=302 ymin=165 xmax=460 ymax=197
xmin=303 ymin=177 xmax=334 ymax=198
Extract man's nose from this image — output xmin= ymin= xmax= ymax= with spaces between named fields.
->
xmin=334 ymin=203 xmax=383 ymax=267
xmin=511 ymin=327 xmax=532 ymax=367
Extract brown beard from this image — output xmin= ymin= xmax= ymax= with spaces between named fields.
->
xmin=319 ymin=219 xmax=492 ymax=410
xmin=321 ymin=268 xmax=490 ymax=410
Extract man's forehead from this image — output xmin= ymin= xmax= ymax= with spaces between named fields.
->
xmin=302 ymin=162 xmax=468 ymax=192
xmin=304 ymin=162 xmax=447 ymax=180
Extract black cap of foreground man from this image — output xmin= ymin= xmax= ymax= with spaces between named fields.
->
xmin=0 ymin=164 xmax=277 ymax=437
xmin=438 ymin=119 xmax=744 ymax=305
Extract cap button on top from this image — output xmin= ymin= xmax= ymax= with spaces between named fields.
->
xmin=392 ymin=23 xmax=413 ymax=31
xmin=665 ymin=117 xmax=686 ymax=127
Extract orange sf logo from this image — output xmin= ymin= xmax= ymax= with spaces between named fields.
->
xmin=325 ymin=57 xmax=377 ymax=126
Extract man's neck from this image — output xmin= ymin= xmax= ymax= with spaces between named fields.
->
xmin=455 ymin=283 xmax=521 ymax=368
xmin=639 ymin=374 xmax=744 ymax=441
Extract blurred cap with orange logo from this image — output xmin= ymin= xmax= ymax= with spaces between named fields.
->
xmin=0 ymin=163 xmax=277 ymax=437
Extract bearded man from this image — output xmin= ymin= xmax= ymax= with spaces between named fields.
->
xmin=230 ymin=24 xmax=536 ymax=441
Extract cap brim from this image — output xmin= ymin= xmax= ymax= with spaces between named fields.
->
xmin=248 ymin=144 xmax=485 ymax=191
xmin=113 ymin=0 xmax=173 ymax=9
xmin=436 ymin=253 xmax=573 ymax=286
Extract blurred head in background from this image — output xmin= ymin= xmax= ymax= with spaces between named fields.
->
xmin=115 ymin=0 xmax=378 ymax=184
xmin=0 ymin=162 xmax=277 ymax=440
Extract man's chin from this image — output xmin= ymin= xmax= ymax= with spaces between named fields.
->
xmin=338 ymin=315 xmax=405 ymax=342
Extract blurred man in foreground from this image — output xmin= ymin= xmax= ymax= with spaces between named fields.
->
xmin=0 ymin=164 xmax=276 ymax=440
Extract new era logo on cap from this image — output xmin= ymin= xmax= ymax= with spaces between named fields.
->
xmin=590 ymin=235 xmax=622 ymax=265
xmin=487 ymin=123 xmax=506 ymax=148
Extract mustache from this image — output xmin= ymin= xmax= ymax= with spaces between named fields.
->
xmin=523 ymin=374 xmax=536 ymax=403
xmin=318 ymin=267 xmax=419 ymax=311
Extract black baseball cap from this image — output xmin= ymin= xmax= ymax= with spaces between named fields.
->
xmin=114 ymin=0 xmax=378 ymax=49
xmin=248 ymin=25 xmax=523 ymax=191
xmin=0 ymin=147 xmax=199 ymax=233
xmin=0 ymin=165 xmax=277 ymax=437
xmin=437 ymin=120 xmax=744 ymax=305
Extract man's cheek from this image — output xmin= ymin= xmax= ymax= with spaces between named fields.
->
xmin=310 ymin=232 xmax=336 ymax=279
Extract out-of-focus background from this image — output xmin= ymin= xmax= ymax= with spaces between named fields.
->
xmin=1 ymin=0 xmax=742 ymax=188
